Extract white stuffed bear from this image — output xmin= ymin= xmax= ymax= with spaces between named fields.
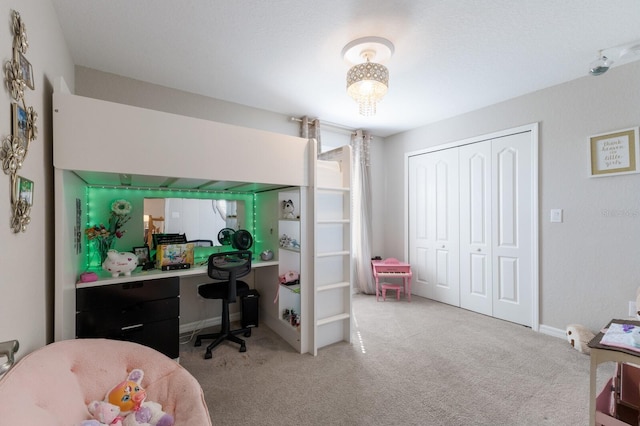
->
xmin=79 ymin=400 xmax=122 ymax=426
xmin=566 ymin=324 xmax=595 ymax=354
xmin=281 ymin=199 xmax=295 ymax=219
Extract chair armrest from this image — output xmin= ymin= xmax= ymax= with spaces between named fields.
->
xmin=0 ymin=340 xmax=19 ymax=377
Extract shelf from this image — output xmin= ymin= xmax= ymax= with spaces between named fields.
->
xmin=317 ymin=219 xmax=350 ymax=225
xmin=279 ymin=218 xmax=300 ymax=222
xmin=317 ymin=250 xmax=349 ymax=258
xmin=317 ymin=313 xmax=350 ymax=326
xmin=279 ymin=246 xmax=300 ymax=253
xmin=317 ymin=186 xmax=350 ymax=193
xmin=317 ymin=281 xmax=349 ymax=292
xmin=280 ymin=283 xmax=301 ymax=294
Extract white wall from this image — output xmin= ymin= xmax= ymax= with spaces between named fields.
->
xmin=0 ymin=0 xmax=74 ymax=355
xmin=383 ymin=60 xmax=640 ymax=333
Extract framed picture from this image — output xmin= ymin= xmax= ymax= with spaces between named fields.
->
xmin=15 ymin=176 xmax=33 ymax=206
xmin=12 ymin=102 xmax=28 ymax=142
xmin=18 ymin=52 xmax=34 ymax=90
xmin=590 ymin=127 xmax=640 ymax=177
xmin=133 ymin=245 xmax=150 ymax=264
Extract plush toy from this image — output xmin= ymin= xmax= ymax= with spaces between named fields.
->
xmin=279 ymin=234 xmax=292 ymax=248
xmin=566 ymin=324 xmax=595 ymax=354
xmin=279 ymin=270 xmax=300 ymax=285
xmin=106 ymin=369 xmax=174 ymax=426
xmin=282 ymin=199 xmax=295 ymax=219
xmin=79 ymin=400 xmax=123 ymax=426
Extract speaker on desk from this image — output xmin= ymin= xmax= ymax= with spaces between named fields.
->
xmin=241 ymin=289 xmax=260 ymax=329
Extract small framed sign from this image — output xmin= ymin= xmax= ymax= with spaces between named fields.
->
xmin=590 ymin=127 xmax=640 ymax=177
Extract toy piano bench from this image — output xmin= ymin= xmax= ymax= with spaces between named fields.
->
xmin=380 ymin=282 xmax=404 ymax=301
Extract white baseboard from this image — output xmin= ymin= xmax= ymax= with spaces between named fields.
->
xmin=179 ymin=312 xmax=242 ymax=335
xmin=538 ymin=324 xmax=566 ymax=340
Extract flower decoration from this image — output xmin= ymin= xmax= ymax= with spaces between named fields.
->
xmin=11 ymin=198 xmax=30 ymax=233
xmin=26 ymin=106 xmax=37 ymax=142
xmin=11 ymin=10 xmax=28 ymax=54
xmin=4 ymin=59 xmax=25 ymax=101
xmin=86 ymin=199 xmax=132 ymax=263
xmin=0 ymin=135 xmax=26 ymax=175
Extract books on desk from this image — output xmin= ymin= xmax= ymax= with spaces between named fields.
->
xmin=600 ymin=322 xmax=640 ymax=353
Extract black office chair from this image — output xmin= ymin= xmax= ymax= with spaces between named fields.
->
xmin=194 ymin=250 xmax=252 ymax=359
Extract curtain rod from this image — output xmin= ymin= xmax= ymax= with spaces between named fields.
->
xmin=289 ymin=116 xmax=356 ymax=133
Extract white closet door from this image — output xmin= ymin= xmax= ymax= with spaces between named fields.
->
xmin=408 ymin=149 xmax=460 ymax=306
xmin=459 ymin=140 xmax=492 ymax=315
xmin=491 ymin=132 xmax=533 ymax=327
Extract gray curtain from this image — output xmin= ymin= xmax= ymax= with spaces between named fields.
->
xmin=351 ymin=130 xmax=375 ymax=294
xmin=300 ymin=116 xmax=322 ymax=155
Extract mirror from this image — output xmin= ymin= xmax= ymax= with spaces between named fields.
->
xmin=144 ymin=198 xmax=245 ymax=247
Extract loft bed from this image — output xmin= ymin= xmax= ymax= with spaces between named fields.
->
xmin=52 ymin=92 xmax=352 ymax=355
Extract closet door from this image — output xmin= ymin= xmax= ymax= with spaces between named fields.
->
xmin=408 ymin=149 xmax=460 ymax=306
xmin=459 ymin=140 xmax=492 ymax=315
xmin=491 ymin=132 xmax=533 ymax=327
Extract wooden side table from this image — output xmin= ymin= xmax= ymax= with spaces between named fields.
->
xmin=588 ymin=319 xmax=640 ymax=425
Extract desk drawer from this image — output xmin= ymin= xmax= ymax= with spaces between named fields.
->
xmin=77 ymin=277 xmax=179 ymax=311
xmin=76 ymin=297 xmax=179 ymax=336
xmin=77 ymin=318 xmax=179 ymax=359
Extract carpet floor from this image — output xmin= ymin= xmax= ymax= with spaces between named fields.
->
xmin=179 ymin=293 xmax=611 ymax=425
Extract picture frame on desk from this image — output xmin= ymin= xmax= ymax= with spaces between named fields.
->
xmin=133 ymin=245 xmax=150 ymax=264
xmin=133 ymin=245 xmax=155 ymax=270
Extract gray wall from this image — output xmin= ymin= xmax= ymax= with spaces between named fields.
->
xmin=383 ymin=60 xmax=640 ymax=333
xmin=74 ymin=48 xmax=639 ymax=336
xmin=0 ymin=0 xmax=74 ymax=354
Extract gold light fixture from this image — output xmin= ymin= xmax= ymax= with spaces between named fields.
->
xmin=343 ymin=37 xmax=394 ymax=116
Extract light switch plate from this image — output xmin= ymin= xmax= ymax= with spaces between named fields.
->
xmin=550 ymin=209 xmax=563 ymax=223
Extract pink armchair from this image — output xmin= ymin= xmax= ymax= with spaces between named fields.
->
xmin=0 ymin=338 xmax=211 ymax=425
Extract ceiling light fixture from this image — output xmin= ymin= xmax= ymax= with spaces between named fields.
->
xmin=342 ymin=37 xmax=394 ymax=116
xmin=589 ymin=41 xmax=640 ymax=76
xmin=589 ymin=50 xmax=613 ymax=76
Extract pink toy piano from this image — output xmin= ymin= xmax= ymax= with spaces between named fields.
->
xmin=371 ymin=258 xmax=412 ymax=302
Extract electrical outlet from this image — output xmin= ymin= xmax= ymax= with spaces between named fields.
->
xmin=629 ymin=300 xmax=637 ymax=317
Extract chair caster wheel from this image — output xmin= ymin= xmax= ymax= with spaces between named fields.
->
xmin=204 ymin=350 xmax=212 ymax=360
xmin=244 ymin=330 xmax=251 ymax=337
xmin=239 ymin=344 xmax=246 ymax=353
xmin=194 ymin=339 xmax=202 ymax=347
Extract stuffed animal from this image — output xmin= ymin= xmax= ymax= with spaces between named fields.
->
xmin=106 ymin=369 xmax=174 ymax=426
xmin=566 ymin=324 xmax=595 ymax=354
xmin=279 ymin=270 xmax=300 ymax=285
xmin=279 ymin=234 xmax=292 ymax=248
xmin=79 ymin=400 xmax=123 ymax=426
xmin=282 ymin=200 xmax=295 ymax=219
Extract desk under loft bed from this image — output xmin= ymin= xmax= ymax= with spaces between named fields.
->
xmin=52 ymin=91 xmax=352 ymax=356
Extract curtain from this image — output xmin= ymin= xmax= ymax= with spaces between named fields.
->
xmin=351 ymin=130 xmax=375 ymax=294
xmin=300 ymin=116 xmax=322 ymax=155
